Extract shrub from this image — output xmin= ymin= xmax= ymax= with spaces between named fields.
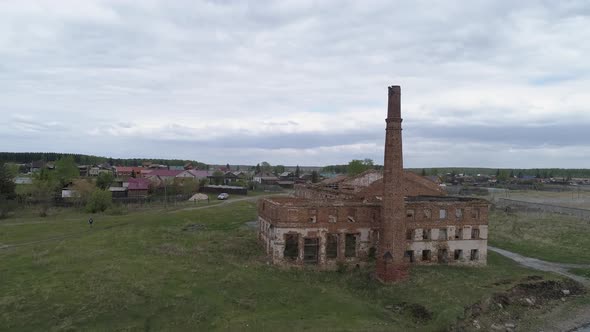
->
xmin=86 ymin=189 xmax=112 ymax=213
xmin=0 ymin=195 xmax=18 ymax=219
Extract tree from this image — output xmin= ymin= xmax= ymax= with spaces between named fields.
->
xmin=0 ymin=163 xmax=16 ymax=200
xmin=311 ymin=171 xmax=319 ymax=183
xmin=421 ymin=168 xmax=426 ymax=176
xmin=71 ymin=179 xmax=96 ymax=206
xmin=255 ymin=164 xmax=261 ymax=174
xmin=295 ymin=165 xmax=300 ymax=178
xmin=273 ymin=165 xmax=285 ymax=175
xmin=226 ymin=163 xmax=230 ymax=171
xmin=96 ymin=172 xmax=114 ymax=190
xmin=347 ymin=159 xmax=374 ymax=176
xmin=131 ymin=170 xmax=136 ymax=178
xmin=86 ymin=189 xmax=112 ymax=213
xmin=0 ymin=195 xmax=18 ymax=218
xmin=260 ymin=162 xmax=271 ymax=173
xmin=31 ymin=174 xmax=58 ymax=217
xmin=54 ymin=156 xmax=79 ymax=187
xmin=4 ymin=163 xmax=19 ymax=178
xmin=212 ymin=170 xmax=224 ymax=185
xmin=173 ymin=178 xmax=199 ymax=196
xmin=497 ymin=170 xmax=509 ymax=182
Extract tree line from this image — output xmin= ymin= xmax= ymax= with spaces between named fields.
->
xmin=0 ymin=152 xmax=207 ymax=169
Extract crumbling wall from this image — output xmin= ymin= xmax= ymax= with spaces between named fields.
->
xmin=402 ymin=200 xmax=489 ymax=266
xmin=295 ymin=171 xmax=445 ymax=201
xmin=257 ymin=196 xmax=489 ymax=268
xmin=257 ymin=198 xmax=380 ymax=268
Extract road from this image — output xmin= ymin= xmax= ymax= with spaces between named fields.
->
xmin=489 ymin=246 xmax=590 ymax=286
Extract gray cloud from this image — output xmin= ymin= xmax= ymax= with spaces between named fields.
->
xmin=1 ymin=0 xmax=589 ymax=167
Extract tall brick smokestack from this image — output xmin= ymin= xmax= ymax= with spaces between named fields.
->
xmin=375 ymin=85 xmax=408 ymax=283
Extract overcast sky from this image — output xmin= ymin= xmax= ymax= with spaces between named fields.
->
xmin=1 ymin=1 xmax=589 ymax=168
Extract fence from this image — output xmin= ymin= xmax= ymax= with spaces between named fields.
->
xmin=494 ymin=198 xmax=590 ymax=220
xmin=112 ymin=194 xmax=192 ymax=205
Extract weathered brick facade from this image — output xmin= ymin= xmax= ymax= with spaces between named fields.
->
xmin=257 ymin=86 xmax=489 ymax=282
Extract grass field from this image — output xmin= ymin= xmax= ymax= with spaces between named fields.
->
xmin=488 ymin=210 xmax=590 ymax=264
xmin=0 ymin=200 xmax=584 ymax=331
xmin=570 ymin=268 xmax=590 ymax=279
xmin=495 ymin=189 xmax=590 ymax=210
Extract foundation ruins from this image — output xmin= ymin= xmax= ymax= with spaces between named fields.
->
xmin=257 ymin=85 xmax=489 ymax=282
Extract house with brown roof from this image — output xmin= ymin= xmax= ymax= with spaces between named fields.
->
xmin=125 ymin=178 xmax=150 ymax=198
xmin=144 ymin=169 xmax=184 ymax=186
xmin=115 ymin=166 xmax=145 ymax=178
xmin=253 ymin=172 xmax=279 ymax=185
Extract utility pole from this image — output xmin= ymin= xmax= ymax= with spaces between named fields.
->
xmin=164 ymin=181 xmax=168 ymax=209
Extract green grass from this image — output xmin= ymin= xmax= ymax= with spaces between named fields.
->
xmin=570 ymin=268 xmax=590 ymax=279
xmin=0 ymin=202 xmax=575 ymax=331
xmin=498 ymin=190 xmax=590 ymax=210
xmin=489 ymin=211 xmax=590 ymax=264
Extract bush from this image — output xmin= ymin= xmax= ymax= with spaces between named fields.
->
xmin=0 ymin=195 xmax=18 ymax=219
xmin=86 ymin=189 xmax=112 ymax=213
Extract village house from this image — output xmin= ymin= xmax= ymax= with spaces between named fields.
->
xmin=125 ymin=178 xmax=150 ymax=198
xmin=257 ymin=86 xmax=489 ymax=283
xmin=144 ymin=169 xmax=184 ymax=186
xmin=174 ymin=169 xmax=216 ymax=184
xmin=115 ymin=166 xmax=145 ymax=178
xmin=253 ymin=172 xmax=279 ymax=185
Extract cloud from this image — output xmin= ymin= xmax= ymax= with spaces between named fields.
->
xmin=0 ymin=0 xmax=589 ymax=167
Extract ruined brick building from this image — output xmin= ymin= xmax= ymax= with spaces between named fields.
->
xmin=257 ymin=86 xmax=489 ymax=282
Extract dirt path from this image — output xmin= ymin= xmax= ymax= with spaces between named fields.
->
xmin=489 ymin=246 xmax=590 ymax=286
xmin=489 ymin=246 xmax=590 ymax=331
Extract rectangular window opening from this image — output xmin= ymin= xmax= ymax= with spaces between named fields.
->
xmin=422 ymin=250 xmax=431 ymax=261
xmin=422 ymin=229 xmax=430 ymax=240
xmin=472 ymin=228 xmax=480 ymax=239
xmin=439 ymin=228 xmax=448 ymax=240
xmin=406 ymin=229 xmax=414 ymax=240
xmin=404 ymin=250 xmax=415 ymax=263
xmin=406 ymin=209 xmax=415 ymax=220
xmin=470 ymin=249 xmax=479 ymax=261
xmin=326 ymin=234 xmax=338 ymax=259
xmin=303 ymin=238 xmax=319 ymax=264
xmin=345 ymin=234 xmax=358 ymax=258
xmin=439 ymin=209 xmax=447 ymax=220
xmin=284 ymin=234 xmax=299 ymax=260
xmin=423 ymin=209 xmax=431 ymax=219
xmin=454 ymin=249 xmax=463 ymax=260
xmin=455 ymin=208 xmax=463 ymax=220
xmin=438 ymin=249 xmax=448 ymax=263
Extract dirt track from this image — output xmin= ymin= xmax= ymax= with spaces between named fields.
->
xmin=489 ymin=246 xmax=590 ymax=286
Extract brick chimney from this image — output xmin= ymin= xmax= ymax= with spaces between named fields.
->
xmin=375 ymin=85 xmax=409 ymax=283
